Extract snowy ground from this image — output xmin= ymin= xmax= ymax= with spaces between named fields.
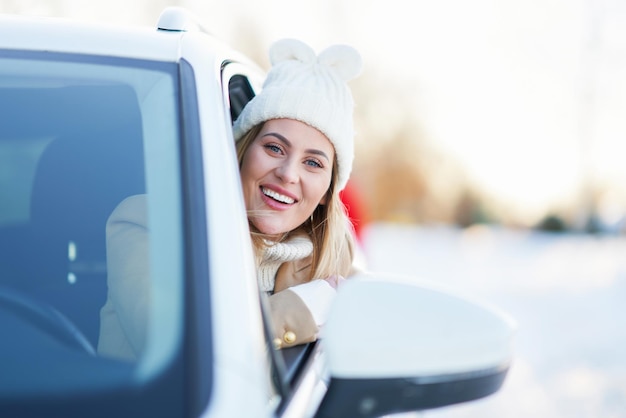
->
xmin=360 ymin=223 xmax=626 ymax=418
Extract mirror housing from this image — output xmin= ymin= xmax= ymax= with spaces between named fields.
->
xmin=316 ymin=275 xmax=515 ymax=417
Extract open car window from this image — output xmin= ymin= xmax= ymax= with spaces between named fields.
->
xmin=222 ymin=65 xmax=324 ymax=414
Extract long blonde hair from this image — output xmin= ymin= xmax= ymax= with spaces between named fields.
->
xmin=236 ymin=123 xmax=355 ymax=280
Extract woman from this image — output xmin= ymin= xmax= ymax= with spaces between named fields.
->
xmin=232 ymin=38 xmax=363 ymax=349
xmin=98 ymin=38 xmax=362 ymax=360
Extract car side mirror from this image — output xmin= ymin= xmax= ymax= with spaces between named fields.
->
xmin=316 ymin=274 xmax=516 ymax=418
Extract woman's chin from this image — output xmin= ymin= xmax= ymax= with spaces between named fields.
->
xmin=252 ymin=222 xmax=289 ymax=239
xmin=251 ymin=215 xmax=306 ymax=239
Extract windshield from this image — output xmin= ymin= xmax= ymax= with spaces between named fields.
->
xmin=0 ymin=51 xmax=184 ymax=393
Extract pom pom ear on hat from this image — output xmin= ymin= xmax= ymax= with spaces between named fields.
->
xmin=233 ymin=38 xmax=362 ymax=191
xmin=318 ymin=44 xmax=362 ymax=82
xmin=269 ymin=38 xmax=363 ymax=82
xmin=270 ymin=38 xmax=317 ymax=65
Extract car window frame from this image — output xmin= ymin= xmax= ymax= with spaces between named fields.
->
xmin=178 ymin=57 xmax=215 ymax=416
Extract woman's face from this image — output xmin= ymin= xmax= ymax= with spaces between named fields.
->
xmin=240 ymin=118 xmax=335 ymax=238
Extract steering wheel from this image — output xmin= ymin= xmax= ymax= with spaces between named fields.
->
xmin=0 ymin=286 xmax=95 ymax=355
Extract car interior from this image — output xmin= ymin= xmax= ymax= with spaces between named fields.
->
xmin=0 ymin=83 xmax=146 ymax=351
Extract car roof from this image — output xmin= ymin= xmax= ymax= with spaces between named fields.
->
xmin=0 ymin=9 xmax=237 ymax=63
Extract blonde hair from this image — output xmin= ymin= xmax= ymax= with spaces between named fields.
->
xmin=236 ymin=123 xmax=355 ymax=280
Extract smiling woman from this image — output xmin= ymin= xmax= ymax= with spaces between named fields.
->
xmin=233 ymin=38 xmax=362 ymax=348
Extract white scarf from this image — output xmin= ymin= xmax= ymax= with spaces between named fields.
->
xmin=257 ymin=235 xmax=313 ymax=292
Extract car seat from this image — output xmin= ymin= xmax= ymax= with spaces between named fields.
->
xmin=28 ymin=85 xmax=146 ymax=346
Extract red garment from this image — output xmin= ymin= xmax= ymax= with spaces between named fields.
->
xmin=340 ymin=180 xmax=368 ymax=242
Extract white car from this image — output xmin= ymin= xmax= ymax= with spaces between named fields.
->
xmin=0 ymin=7 xmax=515 ymax=417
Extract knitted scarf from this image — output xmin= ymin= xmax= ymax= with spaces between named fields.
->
xmin=257 ymin=235 xmax=313 ymax=292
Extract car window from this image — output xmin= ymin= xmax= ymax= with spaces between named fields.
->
xmin=228 ymin=73 xmax=257 ymax=123
xmin=223 ymin=67 xmax=284 ymax=401
xmin=0 ymin=51 xmax=184 ymax=394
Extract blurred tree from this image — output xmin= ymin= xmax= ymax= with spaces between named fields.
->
xmin=453 ymin=188 xmax=490 ymax=228
xmin=354 ymin=130 xmax=426 ymax=223
xmin=536 ymin=214 xmax=567 ymax=232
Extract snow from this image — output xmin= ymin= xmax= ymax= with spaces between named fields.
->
xmin=361 ymin=223 xmax=626 ymax=417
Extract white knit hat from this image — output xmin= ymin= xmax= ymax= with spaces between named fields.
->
xmin=233 ymin=38 xmax=362 ymax=191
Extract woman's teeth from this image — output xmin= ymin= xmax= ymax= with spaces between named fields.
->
xmin=262 ymin=187 xmax=295 ymax=204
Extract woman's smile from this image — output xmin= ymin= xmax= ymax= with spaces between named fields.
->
xmin=261 ymin=186 xmax=297 ymax=206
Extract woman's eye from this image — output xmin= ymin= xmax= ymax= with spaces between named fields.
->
xmin=305 ymin=159 xmax=322 ymax=168
xmin=264 ymin=144 xmax=282 ymax=153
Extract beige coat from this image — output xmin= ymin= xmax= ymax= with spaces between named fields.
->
xmin=263 ymin=236 xmax=357 ymax=349
xmin=268 ymin=256 xmax=319 ymax=349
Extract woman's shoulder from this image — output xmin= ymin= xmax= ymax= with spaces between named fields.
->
xmin=107 ymin=194 xmax=148 ymax=226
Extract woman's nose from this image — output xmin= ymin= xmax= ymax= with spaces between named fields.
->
xmin=275 ymin=159 xmax=299 ymax=183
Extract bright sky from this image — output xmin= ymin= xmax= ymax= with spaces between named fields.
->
xmin=3 ymin=0 xmax=626 ymax=225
